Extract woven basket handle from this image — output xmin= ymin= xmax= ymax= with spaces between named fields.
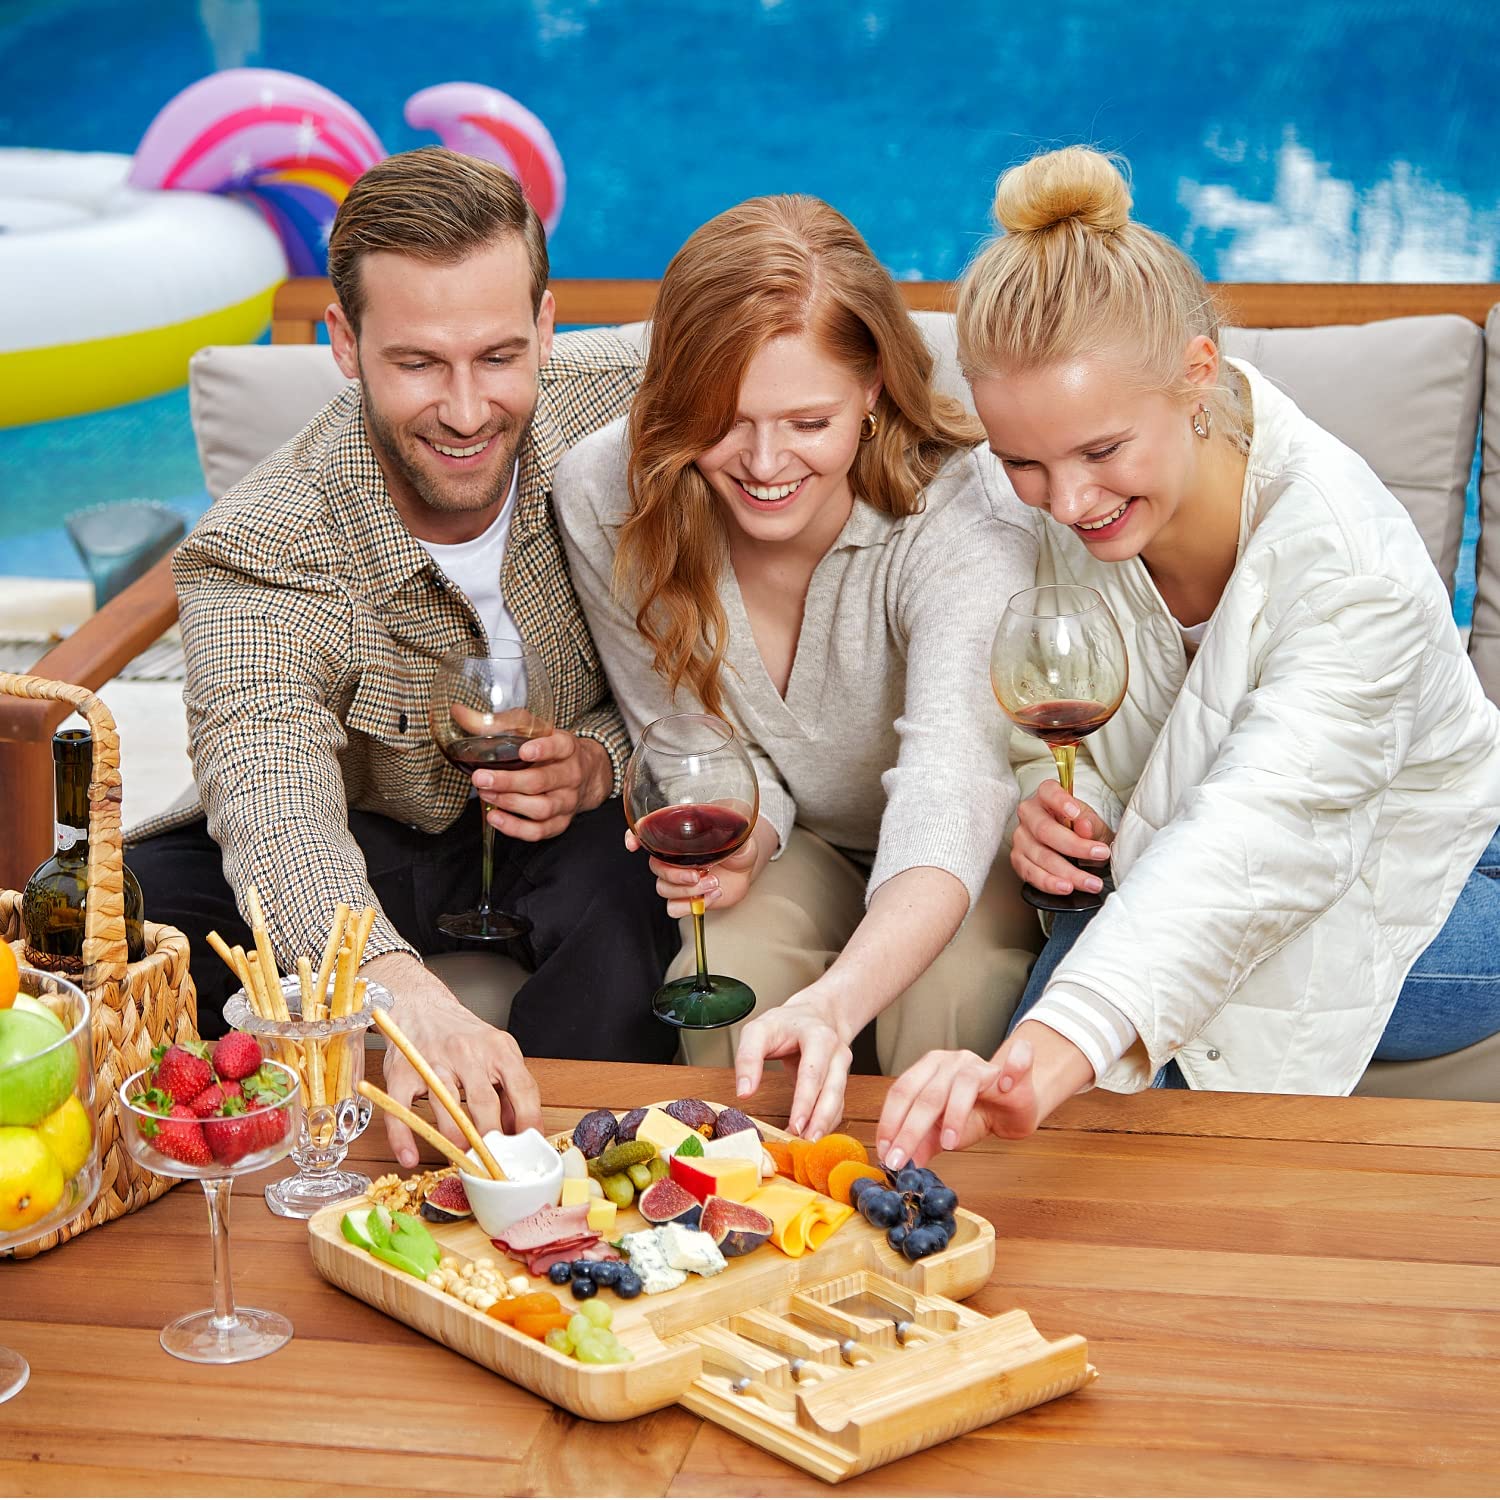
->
xmin=0 ymin=671 xmax=130 ymax=986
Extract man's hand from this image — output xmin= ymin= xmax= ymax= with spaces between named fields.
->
xmin=362 ymin=952 xmax=541 ymax=1169
xmin=474 ymin=731 xmax=611 ymax=842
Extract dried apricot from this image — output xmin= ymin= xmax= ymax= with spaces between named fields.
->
xmin=487 ymin=1290 xmax=561 ymax=1324
xmin=515 ymin=1310 xmax=573 ymax=1340
xmin=787 ymin=1138 xmax=814 ymax=1187
xmin=827 ymin=1159 xmax=884 ymax=1206
xmin=763 ymin=1139 xmax=796 ymax=1178
xmin=805 ymin=1133 xmax=868 ymax=1195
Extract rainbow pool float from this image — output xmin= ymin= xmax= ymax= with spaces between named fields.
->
xmin=0 ymin=69 xmax=566 ymax=429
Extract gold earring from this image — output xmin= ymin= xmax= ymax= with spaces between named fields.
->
xmin=860 ymin=410 xmax=879 ymax=441
xmin=1192 ymin=403 xmax=1213 ymax=440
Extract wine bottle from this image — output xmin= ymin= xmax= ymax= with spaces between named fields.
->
xmin=22 ymin=728 xmax=146 ymax=973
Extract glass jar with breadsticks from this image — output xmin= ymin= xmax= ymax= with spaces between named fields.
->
xmin=214 ymin=891 xmax=385 ymax=1219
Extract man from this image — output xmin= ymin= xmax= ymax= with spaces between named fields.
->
xmin=130 ymin=147 xmax=678 ymax=1168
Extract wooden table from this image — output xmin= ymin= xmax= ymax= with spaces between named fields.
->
xmin=4 ymin=1060 xmax=1498 ymax=1496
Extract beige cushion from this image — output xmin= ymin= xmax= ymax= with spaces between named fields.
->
xmin=1221 ymin=317 xmax=1483 ymax=595
xmin=1473 ymin=306 xmax=1500 ymax=702
xmin=1355 ymin=1029 xmax=1500 ymax=1103
xmin=190 ymin=344 xmax=351 ymax=499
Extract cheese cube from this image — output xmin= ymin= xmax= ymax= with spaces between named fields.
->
xmin=633 ymin=1106 xmax=698 ymax=1157
xmin=587 ymin=1199 xmax=617 ymax=1233
xmin=559 ymin=1178 xmax=591 ymax=1207
xmin=670 ymin=1155 xmax=760 ymax=1203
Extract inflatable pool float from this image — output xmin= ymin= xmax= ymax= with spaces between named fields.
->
xmin=0 ymin=69 xmax=566 ymax=430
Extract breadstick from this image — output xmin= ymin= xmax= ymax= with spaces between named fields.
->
xmin=244 ymin=885 xmax=291 ymax=1023
xmin=206 ymin=931 xmax=260 ymax=1015
xmin=332 ymin=943 xmax=354 ymax=1020
xmin=312 ymin=901 xmax=350 ymax=1020
xmin=356 ymin=1081 xmax=476 ymax=1173
xmin=371 ymin=1006 xmax=505 ymax=1180
xmin=349 ymin=905 xmax=377 ymax=967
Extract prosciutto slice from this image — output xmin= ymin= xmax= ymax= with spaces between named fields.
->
xmin=492 ymin=1201 xmax=590 ymax=1251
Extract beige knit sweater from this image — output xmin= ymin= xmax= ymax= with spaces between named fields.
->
xmin=553 ymin=418 xmax=1039 ymax=909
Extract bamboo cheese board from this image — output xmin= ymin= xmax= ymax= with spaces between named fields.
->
xmin=308 ymin=1106 xmax=1096 ymax=1483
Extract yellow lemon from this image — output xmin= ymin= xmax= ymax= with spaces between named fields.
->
xmin=0 ymin=941 xmax=18 ymax=1009
xmin=0 ymin=1125 xmax=66 ymax=1232
xmin=35 ymin=1094 xmax=92 ymax=1180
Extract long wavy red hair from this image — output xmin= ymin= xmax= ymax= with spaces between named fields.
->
xmin=615 ymin=194 xmax=982 ymax=717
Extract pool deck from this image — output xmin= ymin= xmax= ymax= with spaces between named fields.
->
xmin=3 ymin=577 xmax=190 ymax=830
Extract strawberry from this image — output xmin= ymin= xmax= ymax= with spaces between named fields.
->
xmin=188 ymin=1080 xmax=243 ymax=1118
xmin=154 ymin=1104 xmax=213 ymax=1168
xmin=211 ymin=1031 xmax=263 ymax=1082
xmin=202 ymin=1099 xmax=260 ymax=1167
xmin=150 ymin=1042 xmax=214 ymax=1106
xmin=242 ymin=1064 xmax=293 ymax=1107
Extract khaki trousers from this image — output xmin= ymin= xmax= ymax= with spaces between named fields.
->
xmin=672 ymin=828 xmax=1043 ymax=1073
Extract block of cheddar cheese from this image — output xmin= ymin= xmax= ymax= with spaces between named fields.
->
xmin=668 ymin=1154 xmax=760 ymax=1204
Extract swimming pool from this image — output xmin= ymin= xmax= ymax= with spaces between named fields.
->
xmin=2 ymin=0 xmax=1495 ymax=617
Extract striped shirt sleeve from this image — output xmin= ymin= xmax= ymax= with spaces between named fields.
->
xmin=1023 ymin=982 xmax=1139 ymax=1083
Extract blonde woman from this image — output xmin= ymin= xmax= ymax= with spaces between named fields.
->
xmin=878 ymin=147 xmax=1500 ymax=1167
xmin=555 ymin=195 xmax=1040 ymax=1139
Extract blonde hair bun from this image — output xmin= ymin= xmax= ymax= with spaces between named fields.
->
xmin=993 ymin=145 xmax=1132 ymax=237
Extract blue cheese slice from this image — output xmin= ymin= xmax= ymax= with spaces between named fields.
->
xmin=620 ymin=1228 xmax=687 ymax=1295
xmin=659 ymin=1222 xmax=728 ymax=1277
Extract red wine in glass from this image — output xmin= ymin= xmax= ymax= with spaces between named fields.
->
xmin=992 ymin=587 xmax=1128 ymax=913
xmin=624 ymin=714 xmax=760 ymax=1030
xmin=634 ymin=803 xmax=754 ymax=868
xmin=429 ymin=645 xmax=555 ymax=942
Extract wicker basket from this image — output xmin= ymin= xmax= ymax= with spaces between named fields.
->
xmin=0 ymin=670 xmax=199 ymax=1257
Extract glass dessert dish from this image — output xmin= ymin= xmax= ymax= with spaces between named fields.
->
xmin=0 ymin=966 xmax=99 ymax=1403
xmin=224 ymin=975 xmax=384 ymax=1218
xmin=118 ymin=1059 xmax=302 ymax=1364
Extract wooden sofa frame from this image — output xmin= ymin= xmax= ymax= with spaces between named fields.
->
xmin=2 ymin=278 xmax=1496 ymax=889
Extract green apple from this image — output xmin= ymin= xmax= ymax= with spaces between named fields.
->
xmin=0 ymin=1009 xmax=78 ymax=1128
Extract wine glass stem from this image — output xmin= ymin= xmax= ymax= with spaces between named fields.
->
xmin=1050 ymin=743 xmax=1078 ymax=800
xmin=689 ymin=897 xmax=710 ymax=983
xmin=478 ymin=813 xmax=496 ymax=936
xmin=201 ymin=1178 xmax=240 ymax=1333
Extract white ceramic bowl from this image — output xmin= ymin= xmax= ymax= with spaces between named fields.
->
xmin=457 ymin=1128 xmax=565 ymax=1238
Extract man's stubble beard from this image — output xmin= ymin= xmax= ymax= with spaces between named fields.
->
xmin=361 ymin=388 xmax=533 ymax=518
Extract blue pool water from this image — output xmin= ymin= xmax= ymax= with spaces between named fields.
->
xmin=1 ymin=0 xmax=1495 ymax=616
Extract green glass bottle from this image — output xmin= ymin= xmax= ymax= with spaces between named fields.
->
xmin=22 ymin=728 xmax=146 ymax=973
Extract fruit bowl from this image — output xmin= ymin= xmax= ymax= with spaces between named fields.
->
xmin=0 ymin=963 xmax=99 ymax=1403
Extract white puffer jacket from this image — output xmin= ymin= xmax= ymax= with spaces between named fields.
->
xmin=1017 ymin=359 xmax=1500 ymax=1094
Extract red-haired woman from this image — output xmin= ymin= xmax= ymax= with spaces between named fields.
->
xmin=555 ymin=195 xmax=1040 ymax=1137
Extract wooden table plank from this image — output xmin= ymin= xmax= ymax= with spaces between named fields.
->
xmin=4 ymin=1058 xmax=1499 ymax=1496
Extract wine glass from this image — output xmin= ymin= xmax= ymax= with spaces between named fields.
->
xmin=624 ymin=714 xmax=760 ymax=1029
xmin=991 ymin=584 xmax=1128 ymax=913
xmin=0 ymin=966 xmax=99 ymax=1404
xmin=429 ymin=642 xmax=555 ymax=942
xmin=119 ymin=1060 xmax=303 ymax=1364
xmin=224 ymin=975 xmax=385 ymax=1219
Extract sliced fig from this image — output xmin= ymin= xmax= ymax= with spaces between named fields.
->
xmin=419 ymin=1175 xmax=473 ymax=1224
xmin=615 ymin=1106 xmax=648 ymax=1143
xmin=664 ymin=1098 xmax=718 ymax=1137
xmin=638 ymin=1178 xmax=703 ymax=1228
xmin=712 ymin=1106 xmax=763 ymax=1141
xmin=571 ymin=1107 xmax=618 ymax=1159
xmin=700 ymin=1195 xmax=772 ymax=1257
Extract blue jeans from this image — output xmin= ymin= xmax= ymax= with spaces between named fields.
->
xmin=1009 ymin=825 xmax=1500 ymax=1080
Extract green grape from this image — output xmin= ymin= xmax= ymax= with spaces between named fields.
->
xmin=545 ymin=1327 xmax=573 ymax=1355
xmin=573 ymin=1329 xmax=615 ymax=1364
xmin=580 ymin=1298 xmax=613 ymax=1329
xmin=568 ymin=1313 xmax=593 ymax=1346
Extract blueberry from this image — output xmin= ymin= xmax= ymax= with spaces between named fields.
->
xmin=571 ymin=1275 xmax=598 ymax=1300
xmin=894 ymin=1167 xmax=925 ymax=1195
xmin=547 ymin=1261 xmax=573 ymax=1286
xmin=570 ymin=1259 xmax=594 ymax=1278
xmin=590 ymin=1260 xmax=621 ymax=1287
xmin=901 ymin=1224 xmax=945 ymax=1260
xmin=614 ymin=1270 xmax=643 ymax=1299
xmin=861 ymin=1188 xmax=904 ymax=1229
xmin=887 ymin=1222 xmax=909 ymax=1251
xmin=920 ymin=1186 xmax=958 ymax=1219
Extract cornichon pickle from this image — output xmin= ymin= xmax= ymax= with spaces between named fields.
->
xmin=593 ymin=1139 xmax=657 ymax=1176
xmin=601 ymin=1171 xmax=635 ymax=1208
xmin=625 ymin=1161 xmax=654 ymax=1191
